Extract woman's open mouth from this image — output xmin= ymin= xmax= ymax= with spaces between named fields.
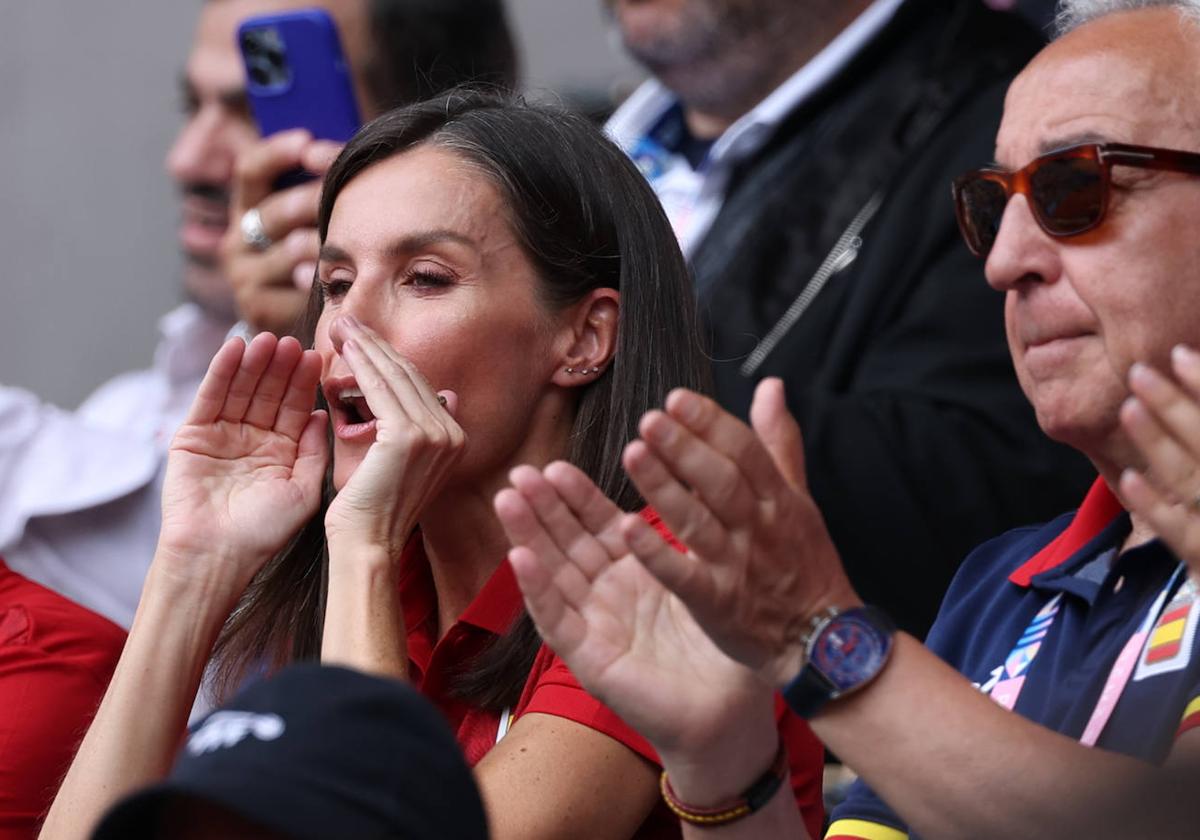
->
xmin=324 ymin=380 xmax=378 ymax=441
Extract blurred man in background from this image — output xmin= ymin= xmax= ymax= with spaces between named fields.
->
xmin=604 ymin=0 xmax=1094 ymax=638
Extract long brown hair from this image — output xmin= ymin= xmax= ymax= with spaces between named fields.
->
xmin=210 ymin=90 xmax=710 ymax=709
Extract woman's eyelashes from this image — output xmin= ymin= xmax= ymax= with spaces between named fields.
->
xmin=316 ymin=263 xmax=457 ymax=302
xmin=406 ymin=265 xmax=456 ymax=289
xmin=318 ymin=276 xmax=353 ymax=303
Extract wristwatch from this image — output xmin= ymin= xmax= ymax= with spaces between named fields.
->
xmin=782 ymin=605 xmax=895 ymax=719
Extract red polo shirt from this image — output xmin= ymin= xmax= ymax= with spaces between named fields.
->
xmin=399 ymin=513 xmax=825 ymax=839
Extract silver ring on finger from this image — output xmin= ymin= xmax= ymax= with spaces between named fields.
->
xmin=240 ymin=207 xmax=272 ymax=251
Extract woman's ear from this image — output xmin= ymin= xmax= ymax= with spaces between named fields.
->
xmin=551 ymin=288 xmax=619 ymax=388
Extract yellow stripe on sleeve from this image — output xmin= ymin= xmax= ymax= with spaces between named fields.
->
xmin=825 ymin=818 xmax=910 ymax=840
xmin=1179 ymin=695 xmax=1200 ymax=727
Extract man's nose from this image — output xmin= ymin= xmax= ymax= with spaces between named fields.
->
xmin=984 ymin=193 xmax=1061 ymax=292
xmin=165 ymin=108 xmax=233 ymax=187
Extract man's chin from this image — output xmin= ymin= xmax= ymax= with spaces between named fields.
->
xmin=182 ymin=258 xmax=238 ymax=323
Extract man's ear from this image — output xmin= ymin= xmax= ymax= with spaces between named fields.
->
xmin=551 ymin=288 xmax=619 ymax=388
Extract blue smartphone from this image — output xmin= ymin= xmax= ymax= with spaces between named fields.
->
xmin=237 ymin=9 xmax=362 ymax=186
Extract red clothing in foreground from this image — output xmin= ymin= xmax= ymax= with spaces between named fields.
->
xmin=399 ymin=511 xmax=825 ymax=839
xmin=0 ymin=558 xmax=126 ymax=839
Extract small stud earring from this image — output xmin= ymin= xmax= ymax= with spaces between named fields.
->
xmin=565 ymin=367 xmax=575 ymax=373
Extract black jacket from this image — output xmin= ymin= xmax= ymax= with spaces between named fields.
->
xmin=692 ymin=0 xmax=1094 ymax=637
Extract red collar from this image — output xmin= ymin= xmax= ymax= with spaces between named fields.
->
xmin=398 ymin=536 xmax=524 ymax=642
xmin=1008 ymin=477 xmax=1124 ymax=587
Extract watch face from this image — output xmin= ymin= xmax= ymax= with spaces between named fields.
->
xmin=810 ymin=612 xmax=891 ymax=693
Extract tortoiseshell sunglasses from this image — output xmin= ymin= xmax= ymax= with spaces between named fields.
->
xmin=952 ymin=142 xmax=1200 ymax=257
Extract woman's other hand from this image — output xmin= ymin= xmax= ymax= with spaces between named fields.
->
xmin=159 ymin=332 xmax=327 ymax=588
xmin=323 ymin=315 xmax=465 ymax=556
xmin=1120 ymin=345 xmax=1200 ymax=571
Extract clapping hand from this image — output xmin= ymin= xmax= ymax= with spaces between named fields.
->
xmin=1120 ymin=346 xmax=1200 ymax=572
xmin=159 ymin=332 xmax=328 ymax=589
xmin=616 ymin=378 xmax=860 ymax=688
xmin=495 ymin=461 xmax=776 ymax=764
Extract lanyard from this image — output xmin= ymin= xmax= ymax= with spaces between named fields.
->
xmin=987 ymin=562 xmax=1185 ymax=746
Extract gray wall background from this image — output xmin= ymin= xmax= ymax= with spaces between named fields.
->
xmin=0 ymin=1 xmax=640 ymax=408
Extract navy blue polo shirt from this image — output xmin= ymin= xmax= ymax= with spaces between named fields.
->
xmin=827 ymin=479 xmax=1200 ymax=840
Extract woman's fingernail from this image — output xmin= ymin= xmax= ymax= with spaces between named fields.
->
xmin=1173 ymin=344 xmax=1198 ymax=367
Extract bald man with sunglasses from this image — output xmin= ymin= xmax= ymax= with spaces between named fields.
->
xmin=495 ymin=2 xmax=1200 ymax=838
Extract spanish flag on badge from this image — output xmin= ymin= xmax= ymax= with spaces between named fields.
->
xmin=1135 ymin=577 xmax=1199 ymax=681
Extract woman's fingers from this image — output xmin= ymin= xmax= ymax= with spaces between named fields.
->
xmin=292 ymin=409 xmax=331 ymax=495
xmin=242 ymin=336 xmax=304 ymax=429
xmin=275 ymin=350 xmax=324 ymax=441
xmin=337 ymin=318 xmax=455 ymax=444
xmin=219 ymin=332 xmax=278 ymax=422
xmin=346 ymin=317 xmax=449 ymax=420
xmin=185 ymin=338 xmax=247 ymax=425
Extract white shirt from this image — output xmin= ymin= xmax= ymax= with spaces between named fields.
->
xmin=0 ymin=303 xmax=231 ymax=628
xmin=606 ymin=0 xmax=905 ymax=257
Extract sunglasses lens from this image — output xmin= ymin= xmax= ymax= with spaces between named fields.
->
xmin=957 ymin=177 xmax=1008 ymax=255
xmin=1029 ymin=156 xmax=1104 ymax=235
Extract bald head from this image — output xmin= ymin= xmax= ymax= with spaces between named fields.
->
xmin=998 ymin=6 xmax=1200 ymax=167
xmin=981 ymin=5 xmax=1200 ymax=467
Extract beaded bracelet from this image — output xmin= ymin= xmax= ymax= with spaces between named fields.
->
xmin=659 ymin=739 xmax=788 ymax=828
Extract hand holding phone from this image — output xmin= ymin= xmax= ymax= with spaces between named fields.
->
xmin=222 ymin=10 xmax=363 ymax=337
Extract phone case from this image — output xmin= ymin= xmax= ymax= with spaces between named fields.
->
xmin=237 ymin=9 xmax=361 ymax=144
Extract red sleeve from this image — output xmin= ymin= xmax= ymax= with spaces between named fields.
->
xmin=0 ymin=561 xmax=125 ymax=839
xmin=514 ymin=645 xmax=659 ymax=765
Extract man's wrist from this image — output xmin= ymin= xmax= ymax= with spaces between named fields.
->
xmin=770 ymin=590 xmax=864 ymax=688
xmin=782 ymin=604 xmax=895 ymax=719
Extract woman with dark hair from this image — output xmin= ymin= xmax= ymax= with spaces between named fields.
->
xmin=42 ymin=92 xmax=823 ymax=840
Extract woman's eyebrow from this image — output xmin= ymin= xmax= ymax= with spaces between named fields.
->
xmin=381 ymin=230 xmax=476 ymax=259
xmin=318 ymin=231 xmax=476 ymax=266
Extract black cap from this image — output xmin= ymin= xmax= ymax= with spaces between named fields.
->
xmin=92 ymin=664 xmax=488 ymax=840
